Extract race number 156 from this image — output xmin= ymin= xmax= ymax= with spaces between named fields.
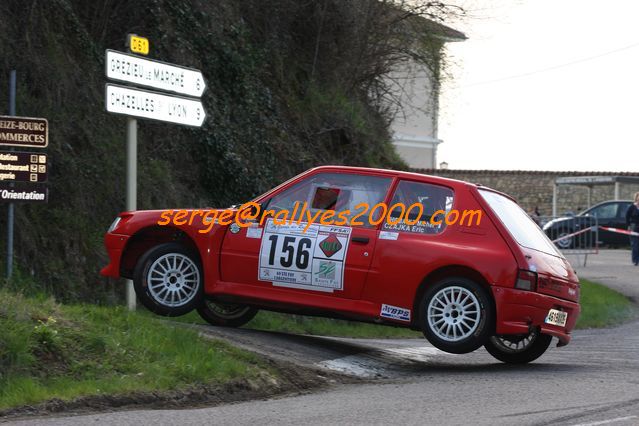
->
xmin=266 ymin=235 xmax=312 ymax=270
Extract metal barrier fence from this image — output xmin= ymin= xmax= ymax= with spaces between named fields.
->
xmin=537 ymin=215 xmax=599 ymax=266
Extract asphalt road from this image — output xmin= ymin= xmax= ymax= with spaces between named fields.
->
xmin=8 ymin=250 xmax=639 ymax=426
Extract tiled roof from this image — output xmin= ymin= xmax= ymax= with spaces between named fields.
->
xmin=421 ymin=19 xmax=466 ymax=41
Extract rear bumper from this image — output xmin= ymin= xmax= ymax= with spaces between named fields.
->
xmin=492 ymin=286 xmax=580 ymax=346
xmin=100 ymin=233 xmax=129 ymax=278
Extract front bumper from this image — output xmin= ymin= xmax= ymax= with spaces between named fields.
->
xmin=492 ymin=286 xmax=580 ymax=346
xmin=100 ymin=232 xmax=129 ymax=278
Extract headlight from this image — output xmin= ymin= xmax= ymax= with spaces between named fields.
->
xmin=107 ymin=217 xmax=122 ymax=233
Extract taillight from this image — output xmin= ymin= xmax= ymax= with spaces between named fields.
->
xmin=515 ymin=269 xmax=537 ymax=291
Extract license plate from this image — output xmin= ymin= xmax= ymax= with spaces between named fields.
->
xmin=545 ymin=309 xmax=568 ymax=327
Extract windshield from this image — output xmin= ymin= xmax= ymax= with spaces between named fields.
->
xmin=479 ymin=189 xmax=562 ymax=257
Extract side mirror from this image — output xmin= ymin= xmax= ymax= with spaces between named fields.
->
xmin=236 ymin=201 xmax=263 ymax=223
xmin=249 ymin=202 xmax=262 ymax=218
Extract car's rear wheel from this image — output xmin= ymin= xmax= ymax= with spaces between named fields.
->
xmin=133 ymin=243 xmax=203 ymax=316
xmin=419 ymin=277 xmax=494 ymax=354
xmin=554 ymin=229 xmax=573 ymax=249
xmin=484 ymin=329 xmax=552 ymax=364
xmin=197 ymin=299 xmax=258 ymax=327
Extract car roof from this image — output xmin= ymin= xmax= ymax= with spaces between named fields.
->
xmin=580 ymin=199 xmax=633 ymax=215
xmin=308 ymin=165 xmax=515 ymax=201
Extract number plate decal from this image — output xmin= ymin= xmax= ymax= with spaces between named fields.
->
xmin=258 ymin=219 xmax=352 ymax=292
xmin=544 ymin=309 xmax=568 ymax=327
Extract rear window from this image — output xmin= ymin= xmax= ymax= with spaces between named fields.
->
xmin=479 ymin=189 xmax=561 ymax=256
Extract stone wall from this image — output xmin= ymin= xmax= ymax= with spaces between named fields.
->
xmin=412 ymin=169 xmax=639 ymax=217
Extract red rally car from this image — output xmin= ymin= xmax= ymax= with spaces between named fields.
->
xmin=101 ymin=166 xmax=580 ymax=364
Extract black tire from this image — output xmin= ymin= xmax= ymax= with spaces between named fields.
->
xmin=484 ymin=329 xmax=552 ymax=364
xmin=419 ymin=277 xmax=494 ymax=354
xmin=197 ymin=299 xmax=258 ymax=327
xmin=133 ymin=243 xmax=203 ymax=317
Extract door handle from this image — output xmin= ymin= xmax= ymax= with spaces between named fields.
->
xmin=351 ymin=236 xmax=369 ymax=244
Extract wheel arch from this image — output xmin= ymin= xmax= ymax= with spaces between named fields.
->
xmin=120 ymin=226 xmax=201 ymax=279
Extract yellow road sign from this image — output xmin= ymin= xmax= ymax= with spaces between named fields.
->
xmin=128 ymin=34 xmax=149 ymax=55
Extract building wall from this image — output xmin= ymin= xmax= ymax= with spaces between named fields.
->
xmin=392 ymin=140 xmax=437 ymax=169
xmin=414 ymin=169 xmax=639 ymax=216
xmin=391 ymin=62 xmax=438 ymax=138
xmin=388 ymin=60 xmax=441 ymax=169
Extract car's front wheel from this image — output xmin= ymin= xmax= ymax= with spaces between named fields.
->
xmin=419 ymin=277 xmax=494 ymax=354
xmin=133 ymin=243 xmax=203 ymax=316
xmin=484 ymin=329 xmax=552 ymax=364
xmin=197 ymin=299 xmax=258 ymax=327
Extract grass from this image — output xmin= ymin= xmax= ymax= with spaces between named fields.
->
xmin=0 ymin=279 xmax=634 ymax=410
xmin=575 ymin=279 xmax=637 ymax=328
xmin=0 ymin=290 xmax=272 ymax=410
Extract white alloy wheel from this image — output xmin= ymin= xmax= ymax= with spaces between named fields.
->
xmin=427 ymin=285 xmax=481 ymax=342
xmin=147 ymin=253 xmax=201 ymax=307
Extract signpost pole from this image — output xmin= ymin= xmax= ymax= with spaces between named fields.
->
xmin=105 ymin=36 xmax=206 ymax=310
xmin=6 ymin=70 xmax=16 ymax=279
xmin=125 ymin=117 xmax=137 ymax=310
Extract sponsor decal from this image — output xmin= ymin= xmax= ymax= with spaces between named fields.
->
xmin=319 ymin=232 xmax=342 ymax=258
xmin=246 ymin=226 xmax=263 ymax=239
xmin=229 ymin=223 xmax=241 ymax=234
xmin=379 ymin=231 xmax=398 ymax=240
xmin=380 ymin=304 xmax=411 ymax=322
xmin=317 ymin=260 xmax=336 ymax=280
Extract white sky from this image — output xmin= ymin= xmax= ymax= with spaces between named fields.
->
xmin=438 ymin=0 xmax=639 ymax=171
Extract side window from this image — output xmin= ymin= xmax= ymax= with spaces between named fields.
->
xmin=382 ymin=180 xmax=454 ymax=234
xmin=589 ymin=203 xmax=617 ymax=219
xmin=618 ymin=203 xmax=632 ymax=218
xmin=265 ymin=172 xmax=392 ymax=227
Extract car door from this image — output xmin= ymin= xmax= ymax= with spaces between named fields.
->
xmin=589 ymin=202 xmax=620 ymax=245
xmin=362 ymin=179 xmax=455 ymax=320
xmin=219 ymin=171 xmax=392 ymax=299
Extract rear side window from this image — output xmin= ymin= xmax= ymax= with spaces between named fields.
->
xmin=382 ymin=180 xmax=454 ymax=234
xmin=479 ymin=189 xmax=560 ymax=256
xmin=588 ymin=203 xmax=617 ymax=219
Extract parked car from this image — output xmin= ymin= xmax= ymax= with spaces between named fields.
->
xmin=543 ymin=200 xmax=633 ymax=249
xmin=102 ymin=166 xmax=580 ymax=364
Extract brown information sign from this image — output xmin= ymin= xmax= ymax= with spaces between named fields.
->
xmin=0 ymin=115 xmax=48 ymax=148
xmin=0 ymin=151 xmax=47 ymax=183
xmin=0 ymin=184 xmax=48 ymax=203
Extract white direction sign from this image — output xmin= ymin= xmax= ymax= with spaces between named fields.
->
xmin=105 ymin=84 xmax=206 ymax=127
xmin=105 ymin=50 xmax=206 ymax=98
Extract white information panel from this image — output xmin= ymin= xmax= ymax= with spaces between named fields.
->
xmin=106 ymin=50 xmax=206 ymax=97
xmin=105 ymin=84 xmax=206 ymax=127
xmin=258 ymin=219 xmax=351 ymax=292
